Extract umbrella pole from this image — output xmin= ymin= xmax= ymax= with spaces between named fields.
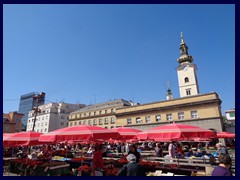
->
xmin=81 ymin=146 xmax=83 ymax=166
xmin=177 ymin=155 xmax=180 ymax=169
xmin=11 ymin=146 xmax=14 ymax=159
xmin=25 ymin=145 xmax=30 ymax=176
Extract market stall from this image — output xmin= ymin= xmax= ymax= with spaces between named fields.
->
xmin=9 ymin=158 xmax=70 ymax=176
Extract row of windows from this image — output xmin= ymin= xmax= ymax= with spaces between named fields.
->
xmin=29 ymin=109 xmax=51 ymax=117
xmin=27 ymin=121 xmax=66 ymax=131
xmin=28 ymin=115 xmax=65 ymax=123
xmin=126 ymin=111 xmax=198 ymax=124
xmin=28 ymin=115 xmax=49 ymax=123
xmin=36 ymin=128 xmax=48 ymax=133
xmin=27 ymin=122 xmax=48 ymax=128
xmin=69 ymin=117 xmax=115 ymax=126
xmin=70 ymin=109 xmax=115 ymax=119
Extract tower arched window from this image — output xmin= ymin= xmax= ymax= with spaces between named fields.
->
xmin=184 ymin=77 xmax=189 ymax=83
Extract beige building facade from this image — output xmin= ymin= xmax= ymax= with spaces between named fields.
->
xmin=116 ymin=92 xmax=223 ymax=132
xmin=68 ymin=99 xmax=135 ymax=129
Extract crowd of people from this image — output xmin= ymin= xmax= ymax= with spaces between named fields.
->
xmin=3 ymin=139 xmax=234 ymax=176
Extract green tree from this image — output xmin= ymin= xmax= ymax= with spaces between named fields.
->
xmin=222 ymin=116 xmax=233 ymax=128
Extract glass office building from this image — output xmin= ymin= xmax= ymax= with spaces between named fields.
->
xmin=18 ymin=92 xmax=45 ymax=131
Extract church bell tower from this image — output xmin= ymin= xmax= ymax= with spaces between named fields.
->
xmin=177 ymin=33 xmax=200 ymax=97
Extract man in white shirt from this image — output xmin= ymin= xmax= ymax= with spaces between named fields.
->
xmin=168 ymin=141 xmax=177 ymax=158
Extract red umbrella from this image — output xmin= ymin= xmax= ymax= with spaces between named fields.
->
xmin=3 ymin=133 xmax=15 ymax=141
xmin=217 ymin=132 xmax=235 ymax=138
xmin=136 ymin=123 xmax=217 ymax=141
xmin=3 ymin=131 xmax=43 ymax=147
xmin=38 ymin=125 xmax=121 ymax=143
xmin=111 ymin=127 xmax=142 ymax=139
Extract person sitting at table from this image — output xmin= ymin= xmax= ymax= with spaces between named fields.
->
xmin=211 ymin=153 xmax=232 ymax=176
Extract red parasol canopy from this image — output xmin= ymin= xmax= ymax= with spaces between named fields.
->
xmin=111 ymin=127 xmax=142 ymax=139
xmin=136 ymin=123 xmax=217 ymax=141
xmin=217 ymin=132 xmax=235 ymax=138
xmin=3 ymin=131 xmax=43 ymax=147
xmin=3 ymin=133 xmax=15 ymax=141
xmin=38 ymin=125 xmax=121 ymax=143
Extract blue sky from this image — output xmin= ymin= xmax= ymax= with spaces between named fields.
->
xmin=3 ymin=4 xmax=235 ymax=115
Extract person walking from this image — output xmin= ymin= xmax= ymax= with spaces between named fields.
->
xmin=92 ymin=144 xmax=104 ymax=176
xmin=127 ymin=144 xmax=141 ymax=163
xmin=168 ymin=141 xmax=177 ymax=159
xmin=117 ymin=154 xmax=146 ymax=176
xmin=216 ymin=143 xmax=228 ymax=154
xmin=155 ymin=143 xmax=163 ymax=157
xmin=211 ymin=153 xmax=232 ymax=176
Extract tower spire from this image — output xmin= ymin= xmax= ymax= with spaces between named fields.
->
xmin=177 ymin=32 xmax=193 ymax=65
xmin=180 ymin=32 xmax=185 ymax=44
xmin=166 ymin=81 xmax=173 ymax=100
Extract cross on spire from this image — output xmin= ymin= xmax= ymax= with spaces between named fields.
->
xmin=180 ymin=32 xmax=185 ymax=44
xmin=167 ymin=81 xmax=170 ymax=89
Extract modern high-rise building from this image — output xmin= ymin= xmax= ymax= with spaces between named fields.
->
xmin=18 ymin=92 xmax=45 ymax=131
